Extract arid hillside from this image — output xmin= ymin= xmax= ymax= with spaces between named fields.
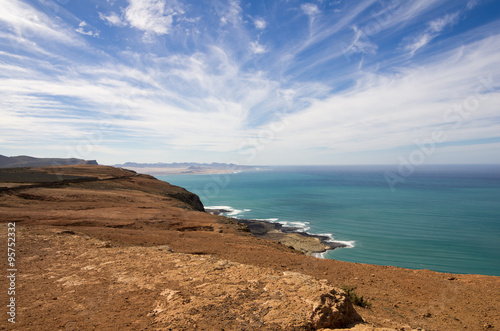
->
xmin=0 ymin=154 xmax=97 ymax=168
xmin=0 ymin=165 xmax=498 ymax=330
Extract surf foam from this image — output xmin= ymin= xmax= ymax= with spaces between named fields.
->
xmin=207 ymin=205 xmax=354 ymax=251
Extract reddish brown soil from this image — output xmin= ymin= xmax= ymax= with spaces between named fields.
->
xmin=0 ymin=165 xmax=498 ymax=330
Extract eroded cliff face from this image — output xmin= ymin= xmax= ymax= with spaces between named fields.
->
xmin=164 ymin=190 xmax=205 ymax=212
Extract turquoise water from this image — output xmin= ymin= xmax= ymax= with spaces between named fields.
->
xmin=157 ymin=165 xmax=500 ymax=276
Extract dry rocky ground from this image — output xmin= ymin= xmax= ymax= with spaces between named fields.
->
xmin=0 ymin=165 xmax=498 ymax=330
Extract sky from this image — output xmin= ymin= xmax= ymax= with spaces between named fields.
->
xmin=0 ymin=0 xmax=499 ymax=166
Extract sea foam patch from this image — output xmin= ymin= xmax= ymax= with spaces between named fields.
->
xmin=206 ymin=205 xmax=354 ymax=252
xmin=311 ymin=252 xmax=327 ymax=259
xmin=205 ymin=205 xmax=246 ymax=217
xmin=254 ymin=218 xmax=280 ymax=222
xmin=287 ymin=221 xmax=311 ymax=232
xmin=318 ymin=233 xmax=355 ymax=248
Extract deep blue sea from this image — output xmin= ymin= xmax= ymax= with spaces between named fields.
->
xmin=158 ymin=165 xmax=500 ymax=276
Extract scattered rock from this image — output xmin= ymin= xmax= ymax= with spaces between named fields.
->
xmin=58 ymin=230 xmax=75 ymax=235
xmin=157 ymin=245 xmax=174 ymax=253
xmin=148 ymin=256 xmax=362 ymax=329
xmin=94 ymin=241 xmax=112 ymax=248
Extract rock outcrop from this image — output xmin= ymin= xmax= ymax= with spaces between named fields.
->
xmin=165 ymin=191 xmax=205 ymax=212
xmin=148 ymin=256 xmax=362 ymax=330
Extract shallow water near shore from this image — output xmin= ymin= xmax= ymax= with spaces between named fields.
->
xmin=158 ymin=165 xmax=500 ymax=276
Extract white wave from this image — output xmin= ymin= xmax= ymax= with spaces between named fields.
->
xmin=254 ymin=218 xmax=279 ymax=222
xmin=226 ymin=209 xmax=243 ymax=216
xmin=205 ymin=205 xmax=243 ymax=216
xmin=317 ymin=233 xmax=355 ymax=248
xmin=205 ymin=205 xmax=234 ymax=210
xmin=332 ymin=240 xmax=356 ymax=248
xmin=206 ymin=206 xmax=354 ymax=249
xmin=317 ymin=233 xmax=335 ymax=241
xmin=286 ymin=221 xmax=311 ymax=232
xmin=311 ymin=252 xmax=327 ymax=259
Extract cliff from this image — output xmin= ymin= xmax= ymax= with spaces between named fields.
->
xmin=0 ymin=165 xmax=498 ymax=330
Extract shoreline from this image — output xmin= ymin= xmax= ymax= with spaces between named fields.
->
xmin=122 ymin=167 xmax=242 ymax=176
xmin=116 ymin=165 xmax=269 ymax=176
xmin=206 ymin=208 xmax=349 ymax=255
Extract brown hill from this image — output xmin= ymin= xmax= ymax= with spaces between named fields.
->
xmin=0 ymin=154 xmax=97 ymax=169
xmin=0 ymin=165 xmax=498 ymax=330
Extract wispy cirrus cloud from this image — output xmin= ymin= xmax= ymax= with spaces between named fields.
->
xmin=99 ymin=12 xmax=127 ymax=27
xmin=301 ymin=3 xmax=321 ymax=17
xmin=404 ymin=12 xmax=460 ymax=56
xmin=253 ymin=17 xmax=266 ymax=30
xmin=0 ymin=0 xmax=80 ymax=46
xmin=249 ymin=41 xmax=266 ymax=54
xmin=344 ymin=26 xmax=378 ymax=56
xmin=466 ymin=0 xmax=480 ymax=10
xmin=384 ymin=0 xmax=449 ymax=28
xmin=1 ymin=0 xmax=499 ymax=165
xmin=75 ymin=21 xmax=100 ymax=37
xmin=218 ymin=0 xmax=242 ymax=26
xmin=124 ymin=0 xmax=184 ymax=35
xmin=251 ymin=32 xmax=500 ymax=164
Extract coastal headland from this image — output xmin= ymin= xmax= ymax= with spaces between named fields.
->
xmin=0 ymin=165 xmax=498 ymax=330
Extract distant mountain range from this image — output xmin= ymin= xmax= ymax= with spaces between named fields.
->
xmin=114 ymin=162 xmax=252 ymax=169
xmin=0 ymin=155 xmax=98 ymax=168
xmin=113 ymin=162 xmax=261 ymax=175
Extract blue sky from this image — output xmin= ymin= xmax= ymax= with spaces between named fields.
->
xmin=0 ymin=0 xmax=499 ymax=165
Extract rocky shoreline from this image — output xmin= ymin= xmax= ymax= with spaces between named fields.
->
xmin=206 ymin=208 xmax=347 ymax=255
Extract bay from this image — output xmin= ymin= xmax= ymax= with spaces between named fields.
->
xmin=158 ymin=165 xmax=500 ymax=276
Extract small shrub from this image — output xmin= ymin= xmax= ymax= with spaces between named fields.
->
xmin=342 ymin=285 xmax=372 ymax=308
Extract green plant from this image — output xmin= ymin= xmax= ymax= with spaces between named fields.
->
xmin=342 ymin=285 xmax=372 ymax=308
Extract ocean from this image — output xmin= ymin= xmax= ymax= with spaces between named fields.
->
xmin=157 ymin=165 xmax=500 ymax=276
